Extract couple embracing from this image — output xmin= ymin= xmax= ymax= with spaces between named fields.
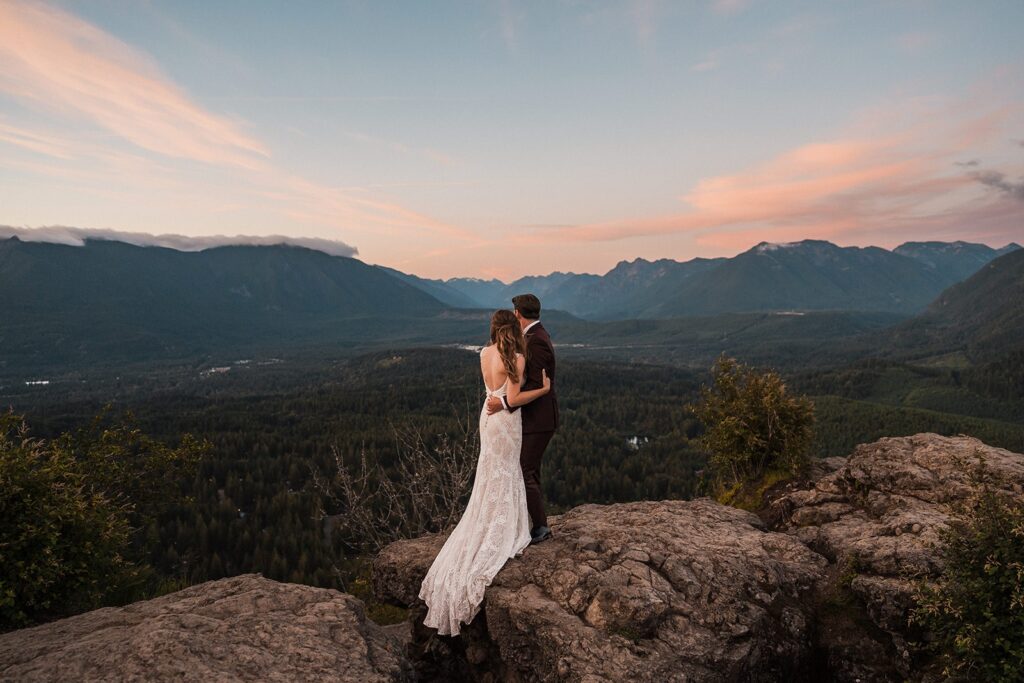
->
xmin=418 ymin=293 xmax=560 ymax=637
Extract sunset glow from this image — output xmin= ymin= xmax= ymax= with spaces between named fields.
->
xmin=1 ymin=0 xmax=1022 ymax=280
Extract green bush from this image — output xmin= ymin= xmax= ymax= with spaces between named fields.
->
xmin=686 ymin=354 xmax=814 ymax=504
xmin=49 ymin=404 xmax=208 ymax=535
xmin=911 ymin=479 xmax=1024 ymax=682
xmin=0 ymin=408 xmax=208 ymax=631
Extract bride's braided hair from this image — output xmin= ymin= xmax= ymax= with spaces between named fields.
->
xmin=489 ymin=309 xmax=526 ymax=384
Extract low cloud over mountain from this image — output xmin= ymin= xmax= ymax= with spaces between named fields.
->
xmin=0 ymin=225 xmax=359 ymax=258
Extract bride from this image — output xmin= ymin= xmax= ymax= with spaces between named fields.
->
xmin=418 ymin=309 xmax=551 ymax=636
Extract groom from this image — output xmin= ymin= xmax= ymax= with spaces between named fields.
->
xmin=487 ymin=293 xmax=559 ymax=544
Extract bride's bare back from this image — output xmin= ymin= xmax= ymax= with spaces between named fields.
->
xmin=480 ymin=344 xmax=516 ymax=393
xmin=480 ymin=344 xmax=549 ymax=405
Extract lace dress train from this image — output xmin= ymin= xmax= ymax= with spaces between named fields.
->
xmin=417 ymin=383 xmax=532 ymax=636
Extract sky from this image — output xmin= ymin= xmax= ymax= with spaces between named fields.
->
xmin=1 ymin=0 xmax=1023 ymax=281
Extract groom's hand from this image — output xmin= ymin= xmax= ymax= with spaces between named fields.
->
xmin=486 ymin=396 xmax=504 ymax=414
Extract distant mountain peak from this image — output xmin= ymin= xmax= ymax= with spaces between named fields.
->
xmin=891 ymin=239 xmax=1019 ymax=254
xmin=609 ymin=256 xmax=653 ymax=270
xmin=896 ymin=240 xmax=974 ymax=252
xmin=755 ymin=241 xmax=799 ymax=252
xmin=752 ymin=238 xmax=839 ymax=254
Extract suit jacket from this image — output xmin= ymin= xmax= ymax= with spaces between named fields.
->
xmin=505 ymin=321 xmax=559 ymax=434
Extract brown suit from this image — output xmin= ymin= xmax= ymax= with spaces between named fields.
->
xmin=502 ymin=320 xmax=558 ymax=528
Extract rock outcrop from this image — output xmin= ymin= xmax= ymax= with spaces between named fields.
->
xmin=768 ymin=433 xmax=1024 ymax=681
xmin=375 ymin=433 xmax=1024 ymax=682
xmin=6 ymin=433 xmax=1018 ymax=682
xmin=375 ymin=499 xmax=829 ymax=682
xmin=0 ymin=574 xmax=411 ymax=683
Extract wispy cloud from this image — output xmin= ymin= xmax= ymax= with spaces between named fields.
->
xmin=689 ymin=12 xmax=825 ymax=75
xmin=690 ymin=55 xmax=719 ymax=72
xmin=342 ymin=129 xmax=457 ymax=166
xmin=495 ymin=0 xmax=524 ymax=52
xmin=629 ymin=0 xmax=663 ymax=46
xmin=0 ymin=120 xmax=75 ymax=159
xmin=971 ymin=169 xmax=1024 ymax=200
xmin=0 ymin=0 xmax=267 ymax=168
xmin=0 ymin=0 xmax=466 ymax=253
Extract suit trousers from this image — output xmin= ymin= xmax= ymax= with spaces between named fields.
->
xmin=520 ymin=430 xmax=554 ymax=529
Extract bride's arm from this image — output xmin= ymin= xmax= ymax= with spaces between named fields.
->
xmin=505 ymin=355 xmax=550 ymax=407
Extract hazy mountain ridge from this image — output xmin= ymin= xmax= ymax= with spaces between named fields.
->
xmin=3 ymin=235 xmax=1020 ymax=379
xmin=0 ymin=236 xmax=448 ymax=369
xmin=378 ymin=266 xmax=481 ymax=309
xmin=0 ymin=236 xmax=442 ymax=317
xmin=885 ymin=247 xmax=1024 ymax=361
xmin=653 ymin=240 xmax=948 ymax=317
xmin=406 ymin=239 xmax=1019 ymax=319
xmin=893 ymin=240 xmax=1022 ymax=281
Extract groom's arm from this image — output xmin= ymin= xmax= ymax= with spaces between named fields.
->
xmin=502 ymin=336 xmax=552 ymax=411
xmin=500 ymin=394 xmax=519 ymax=412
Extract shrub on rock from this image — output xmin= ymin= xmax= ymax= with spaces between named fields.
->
xmin=911 ymin=475 xmax=1024 ymax=682
xmin=687 ymin=354 xmax=814 ymax=506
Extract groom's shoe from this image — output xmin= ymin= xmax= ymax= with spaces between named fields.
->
xmin=530 ymin=525 xmax=552 ymax=545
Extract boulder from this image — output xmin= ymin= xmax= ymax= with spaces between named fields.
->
xmin=374 ymin=498 xmax=828 ymax=682
xmin=769 ymin=433 xmax=1024 ymax=680
xmin=0 ymin=574 xmax=411 ymax=683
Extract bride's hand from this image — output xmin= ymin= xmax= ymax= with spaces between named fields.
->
xmin=541 ymin=369 xmax=551 ymax=393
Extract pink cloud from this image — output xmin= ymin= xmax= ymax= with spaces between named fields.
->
xmin=0 ymin=1 xmax=467 ymax=251
xmin=275 ymin=176 xmax=476 ymax=241
xmin=0 ymin=0 xmax=268 ymax=169
xmin=0 ymin=120 xmax=75 ymax=159
xmin=529 ymin=86 xmax=1024 ymax=250
xmin=690 ymin=57 xmax=719 ymax=72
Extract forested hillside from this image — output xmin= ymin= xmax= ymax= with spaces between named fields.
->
xmin=0 ymin=237 xmax=447 ymax=373
xmin=12 ymin=346 xmax=1023 ymax=593
xmin=886 ymin=247 xmax=1024 ymax=362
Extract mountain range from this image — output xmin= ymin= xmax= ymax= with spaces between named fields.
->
xmin=1 ymin=235 xmax=1020 ymax=377
xmin=0 ymin=236 xmax=443 ymax=370
xmin=405 ymin=239 xmax=1020 ymax=319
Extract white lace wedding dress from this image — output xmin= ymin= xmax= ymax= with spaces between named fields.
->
xmin=418 ymin=356 xmax=532 ymax=636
